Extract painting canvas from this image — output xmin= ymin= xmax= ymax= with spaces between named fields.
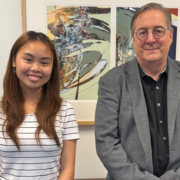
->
xmin=46 ymin=5 xmax=111 ymax=100
xmin=116 ymin=7 xmax=178 ymax=66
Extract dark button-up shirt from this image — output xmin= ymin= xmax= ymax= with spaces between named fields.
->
xmin=138 ymin=64 xmax=169 ymax=177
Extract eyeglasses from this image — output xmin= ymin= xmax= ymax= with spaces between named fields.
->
xmin=134 ymin=27 xmax=168 ymax=41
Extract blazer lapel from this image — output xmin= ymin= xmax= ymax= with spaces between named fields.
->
xmin=125 ymin=59 xmax=153 ymax=172
xmin=167 ymin=58 xmax=180 ymax=146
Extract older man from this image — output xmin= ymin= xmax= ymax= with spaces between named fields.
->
xmin=95 ymin=3 xmax=180 ymax=180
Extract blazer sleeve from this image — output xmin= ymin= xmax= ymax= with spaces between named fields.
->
xmin=160 ymin=169 xmax=180 ymax=180
xmin=95 ymin=76 xmax=160 ymax=180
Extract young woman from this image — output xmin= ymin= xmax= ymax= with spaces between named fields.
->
xmin=0 ymin=31 xmax=79 ymax=180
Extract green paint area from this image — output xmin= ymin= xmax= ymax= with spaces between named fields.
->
xmin=85 ymin=27 xmax=110 ymax=42
xmin=46 ymin=6 xmax=54 ymax=12
xmin=80 ymin=51 xmax=101 ymax=77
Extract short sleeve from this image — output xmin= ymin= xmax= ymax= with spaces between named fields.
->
xmin=61 ymin=100 xmax=80 ymax=140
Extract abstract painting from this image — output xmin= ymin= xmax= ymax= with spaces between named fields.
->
xmin=46 ymin=5 xmax=111 ymax=100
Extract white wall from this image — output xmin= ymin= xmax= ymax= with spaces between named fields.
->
xmin=75 ymin=126 xmax=107 ymax=178
xmin=0 ymin=0 xmax=22 ymax=96
xmin=1 ymin=0 xmax=180 ymax=179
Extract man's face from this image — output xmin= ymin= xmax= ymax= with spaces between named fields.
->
xmin=133 ymin=10 xmax=173 ymax=65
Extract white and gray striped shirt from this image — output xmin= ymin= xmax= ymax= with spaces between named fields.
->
xmin=0 ymin=100 xmax=79 ymax=180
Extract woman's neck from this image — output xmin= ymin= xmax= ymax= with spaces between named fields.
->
xmin=22 ymin=88 xmax=42 ymax=114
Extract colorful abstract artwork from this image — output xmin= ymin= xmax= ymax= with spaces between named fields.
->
xmin=116 ymin=7 xmax=178 ymax=66
xmin=46 ymin=6 xmax=111 ymax=100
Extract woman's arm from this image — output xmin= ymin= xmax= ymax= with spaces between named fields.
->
xmin=58 ymin=140 xmax=77 ymax=180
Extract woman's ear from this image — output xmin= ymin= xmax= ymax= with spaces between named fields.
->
xmin=12 ymin=57 xmax=16 ymax=67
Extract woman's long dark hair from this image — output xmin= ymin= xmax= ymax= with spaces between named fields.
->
xmin=2 ymin=31 xmax=62 ymax=150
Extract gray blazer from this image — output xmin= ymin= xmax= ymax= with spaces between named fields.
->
xmin=95 ymin=57 xmax=180 ymax=180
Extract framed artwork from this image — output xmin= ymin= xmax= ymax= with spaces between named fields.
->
xmin=46 ymin=5 xmax=111 ymax=100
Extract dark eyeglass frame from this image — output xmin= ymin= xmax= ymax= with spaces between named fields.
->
xmin=134 ymin=27 xmax=168 ymax=41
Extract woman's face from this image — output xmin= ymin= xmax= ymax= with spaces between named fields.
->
xmin=12 ymin=41 xmax=53 ymax=93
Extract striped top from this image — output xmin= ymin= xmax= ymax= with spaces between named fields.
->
xmin=0 ymin=100 xmax=79 ymax=180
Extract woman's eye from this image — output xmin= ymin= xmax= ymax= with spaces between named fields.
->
xmin=25 ymin=59 xmax=32 ymax=62
xmin=42 ymin=62 xmax=48 ymax=65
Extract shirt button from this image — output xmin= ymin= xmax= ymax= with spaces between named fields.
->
xmin=163 ymin=137 xmax=167 ymax=140
xmin=157 ymin=103 xmax=161 ymax=106
xmin=156 ymin=86 xmax=159 ymax=89
xmin=167 ymin=154 xmax=169 ymax=158
xmin=160 ymin=120 xmax=163 ymax=123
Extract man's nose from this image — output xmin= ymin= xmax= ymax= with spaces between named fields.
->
xmin=146 ymin=32 xmax=156 ymax=43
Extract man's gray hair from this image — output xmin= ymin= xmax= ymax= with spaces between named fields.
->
xmin=131 ymin=2 xmax=173 ymax=36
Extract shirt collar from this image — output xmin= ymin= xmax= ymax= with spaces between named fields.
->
xmin=138 ymin=63 xmax=168 ymax=79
